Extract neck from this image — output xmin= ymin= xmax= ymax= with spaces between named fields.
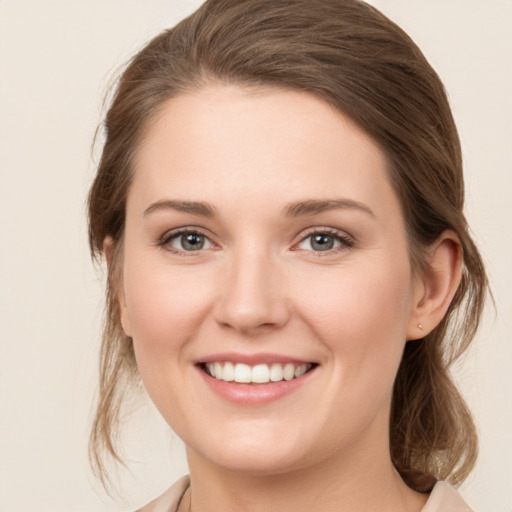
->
xmin=184 ymin=438 xmax=428 ymax=512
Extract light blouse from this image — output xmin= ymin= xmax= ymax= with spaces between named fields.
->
xmin=136 ymin=476 xmax=473 ymax=512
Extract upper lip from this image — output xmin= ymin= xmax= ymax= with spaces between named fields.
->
xmin=196 ymin=352 xmax=316 ymax=366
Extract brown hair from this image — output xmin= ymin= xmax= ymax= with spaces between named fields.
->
xmin=88 ymin=0 xmax=488 ymax=493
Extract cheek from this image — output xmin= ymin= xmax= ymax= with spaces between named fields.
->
xmin=121 ymin=254 xmax=217 ymax=409
xmin=123 ymin=259 xmax=212 ymax=348
xmin=301 ymin=261 xmax=411 ymax=334
xmin=294 ymin=256 xmax=413 ymax=384
xmin=121 ymin=260 xmax=219 ymax=429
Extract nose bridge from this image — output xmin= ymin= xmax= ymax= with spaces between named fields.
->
xmin=214 ymin=240 xmax=289 ymax=334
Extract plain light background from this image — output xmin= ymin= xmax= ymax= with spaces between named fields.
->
xmin=0 ymin=1 xmax=511 ymax=511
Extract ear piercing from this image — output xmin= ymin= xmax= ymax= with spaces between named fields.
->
xmin=418 ymin=323 xmax=424 ymax=330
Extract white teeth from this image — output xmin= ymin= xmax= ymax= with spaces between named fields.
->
xmin=295 ymin=364 xmax=307 ymax=378
xmin=234 ymin=363 xmax=252 ymax=383
xmin=283 ymin=363 xmax=295 ymax=381
xmin=252 ymin=364 xmax=270 ymax=383
xmin=269 ymin=363 xmax=283 ymax=382
xmin=222 ymin=362 xmax=235 ymax=382
xmin=206 ymin=362 xmax=313 ymax=384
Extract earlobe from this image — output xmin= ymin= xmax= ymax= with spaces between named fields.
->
xmin=103 ymin=236 xmax=133 ymax=338
xmin=407 ymin=231 xmax=463 ymax=339
xmin=103 ymin=236 xmax=115 ymax=269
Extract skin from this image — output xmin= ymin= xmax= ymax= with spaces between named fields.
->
xmin=113 ymin=85 xmax=462 ymax=512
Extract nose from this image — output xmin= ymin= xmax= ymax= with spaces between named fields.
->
xmin=213 ymin=247 xmax=291 ymax=335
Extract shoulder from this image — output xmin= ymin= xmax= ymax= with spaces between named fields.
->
xmin=422 ymin=481 xmax=474 ymax=512
xmin=135 ymin=475 xmax=190 ymax=512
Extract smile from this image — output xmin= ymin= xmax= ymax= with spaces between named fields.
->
xmin=202 ymin=362 xmax=314 ymax=384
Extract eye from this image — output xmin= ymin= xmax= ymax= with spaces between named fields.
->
xmin=162 ymin=229 xmax=214 ymax=253
xmin=295 ymin=230 xmax=354 ymax=253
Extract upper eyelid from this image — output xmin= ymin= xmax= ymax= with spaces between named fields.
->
xmin=294 ymin=226 xmax=355 ymax=243
xmin=160 ymin=226 xmax=214 ymax=243
xmin=298 ymin=226 xmax=349 ymax=236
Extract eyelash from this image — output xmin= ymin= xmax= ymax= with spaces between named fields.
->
xmin=158 ymin=227 xmax=215 ymax=257
xmin=294 ymin=228 xmax=355 ymax=256
xmin=158 ymin=227 xmax=355 ymax=256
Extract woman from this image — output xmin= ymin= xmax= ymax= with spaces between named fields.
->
xmin=87 ymin=0 xmax=488 ymax=510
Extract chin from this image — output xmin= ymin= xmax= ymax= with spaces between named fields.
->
xmin=208 ymin=449 xmax=307 ymax=476
xmin=186 ymin=426 xmax=315 ymax=476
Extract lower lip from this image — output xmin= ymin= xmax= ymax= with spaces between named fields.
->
xmin=196 ymin=366 xmax=317 ymax=405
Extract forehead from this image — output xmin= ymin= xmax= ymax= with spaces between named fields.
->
xmin=129 ymin=85 xmax=400 ymax=222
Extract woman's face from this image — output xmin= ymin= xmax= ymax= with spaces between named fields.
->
xmin=119 ymin=85 xmax=422 ymax=475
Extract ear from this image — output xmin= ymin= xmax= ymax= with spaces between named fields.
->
xmin=407 ymin=231 xmax=463 ymax=340
xmin=103 ymin=236 xmax=133 ymax=338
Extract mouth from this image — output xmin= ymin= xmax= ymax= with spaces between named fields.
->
xmin=198 ymin=361 xmax=317 ymax=384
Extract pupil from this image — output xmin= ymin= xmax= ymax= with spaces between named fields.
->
xmin=182 ymin=233 xmax=204 ymax=250
xmin=312 ymin=234 xmax=333 ymax=251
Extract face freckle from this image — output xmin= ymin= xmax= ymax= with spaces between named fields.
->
xmin=120 ymin=84 xmax=419 ymax=475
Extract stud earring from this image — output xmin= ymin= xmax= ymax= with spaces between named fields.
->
xmin=418 ymin=323 xmax=424 ymax=330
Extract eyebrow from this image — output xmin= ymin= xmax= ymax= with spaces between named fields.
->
xmin=143 ymin=198 xmax=375 ymax=219
xmin=144 ymin=200 xmax=218 ymax=218
xmin=283 ymin=199 xmax=375 ymax=218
